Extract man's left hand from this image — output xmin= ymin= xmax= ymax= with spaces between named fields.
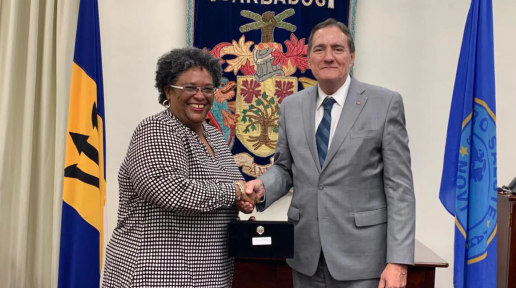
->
xmin=378 ymin=263 xmax=407 ymax=288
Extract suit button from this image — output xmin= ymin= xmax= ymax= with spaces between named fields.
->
xmin=319 ymin=185 xmax=324 ymax=190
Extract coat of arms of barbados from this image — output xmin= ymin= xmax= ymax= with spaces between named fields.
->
xmin=203 ymin=8 xmax=317 ymax=179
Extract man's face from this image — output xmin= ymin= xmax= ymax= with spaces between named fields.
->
xmin=308 ymin=26 xmax=355 ymax=90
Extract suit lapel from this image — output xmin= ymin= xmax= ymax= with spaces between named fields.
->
xmin=302 ymin=86 xmax=321 ymax=173
xmin=321 ymin=78 xmax=368 ymax=172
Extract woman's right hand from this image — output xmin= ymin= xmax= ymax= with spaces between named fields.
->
xmin=234 ymin=181 xmax=256 ymax=213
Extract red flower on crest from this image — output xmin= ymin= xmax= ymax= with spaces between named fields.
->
xmin=274 ymin=80 xmax=294 ymax=103
xmin=241 ymin=79 xmax=261 ymax=103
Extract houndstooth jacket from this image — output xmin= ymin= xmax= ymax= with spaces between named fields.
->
xmin=102 ymin=109 xmax=243 ymax=288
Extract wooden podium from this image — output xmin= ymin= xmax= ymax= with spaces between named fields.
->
xmin=498 ymin=192 xmax=516 ymax=288
xmin=233 ymin=240 xmax=448 ymax=288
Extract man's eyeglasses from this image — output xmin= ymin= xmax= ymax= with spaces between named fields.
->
xmin=169 ymin=84 xmax=217 ymax=96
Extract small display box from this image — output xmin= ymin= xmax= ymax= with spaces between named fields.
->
xmin=228 ymin=220 xmax=294 ymax=258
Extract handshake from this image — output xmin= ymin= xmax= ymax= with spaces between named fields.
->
xmin=233 ymin=180 xmax=265 ymax=214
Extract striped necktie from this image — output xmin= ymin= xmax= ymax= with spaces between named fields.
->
xmin=316 ymin=97 xmax=336 ymax=167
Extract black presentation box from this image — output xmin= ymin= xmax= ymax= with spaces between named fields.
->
xmin=227 ymin=220 xmax=294 ymax=258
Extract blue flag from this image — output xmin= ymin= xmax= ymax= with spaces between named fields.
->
xmin=439 ymin=0 xmax=497 ymax=287
xmin=58 ymin=0 xmax=106 ymax=287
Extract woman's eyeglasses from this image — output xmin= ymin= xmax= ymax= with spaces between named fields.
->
xmin=169 ymin=84 xmax=217 ymax=96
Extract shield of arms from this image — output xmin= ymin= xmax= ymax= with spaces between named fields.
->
xmin=236 ymin=76 xmax=297 ymax=158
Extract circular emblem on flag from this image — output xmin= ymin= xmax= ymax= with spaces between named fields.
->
xmin=456 ymin=100 xmax=497 ymax=262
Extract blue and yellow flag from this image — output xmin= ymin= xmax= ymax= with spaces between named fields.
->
xmin=439 ymin=0 xmax=497 ymax=287
xmin=58 ymin=0 xmax=105 ymax=287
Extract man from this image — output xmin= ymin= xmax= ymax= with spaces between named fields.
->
xmin=245 ymin=18 xmax=415 ymax=288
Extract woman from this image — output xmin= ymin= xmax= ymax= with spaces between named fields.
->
xmin=102 ymin=47 xmax=256 ymax=288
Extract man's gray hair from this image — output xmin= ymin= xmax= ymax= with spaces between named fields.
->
xmin=307 ymin=18 xmax=355 ymax=53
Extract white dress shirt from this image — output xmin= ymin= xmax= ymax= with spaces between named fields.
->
xmin=315 ymin=75 xmax=351 ymax=150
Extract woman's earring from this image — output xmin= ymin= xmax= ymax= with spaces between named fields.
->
xmin=162 ymin=99 xmax=170 ymax=108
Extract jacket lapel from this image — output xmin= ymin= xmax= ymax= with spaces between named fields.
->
xmin=321 ymin=78 xmax=368 ymax=172
xmin=302 ymin=86 xmax=321 ymax=172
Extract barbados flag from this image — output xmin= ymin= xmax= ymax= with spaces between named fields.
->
xmin=439 ymin=0 xmax=497 ymax=287
xmin=58 ymin=0 xmax=105 ymax=287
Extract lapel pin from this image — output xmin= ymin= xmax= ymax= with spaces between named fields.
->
xmin=356 ymin=101 xmax=361 ymax=105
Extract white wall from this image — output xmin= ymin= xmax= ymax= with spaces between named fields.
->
xmin=99 ymin=0 xmax=188 ymax=261
xmin=354 ymin=1 xmax=516 ymax=287
xmin=99 ymin=1 xmax=516 ymax=287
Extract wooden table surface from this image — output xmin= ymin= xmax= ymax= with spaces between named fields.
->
xmin=233 ymin=239 xmax=449 ymax=288
xmin=414 ymin=240 xmax=448 ymax=268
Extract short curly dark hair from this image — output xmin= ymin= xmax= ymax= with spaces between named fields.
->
xmin=155 ymin=47 xmax=222 ymax=104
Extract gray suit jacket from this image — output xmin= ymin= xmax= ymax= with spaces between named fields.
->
xmin=258 ymin=78 xmax=415 ymax=281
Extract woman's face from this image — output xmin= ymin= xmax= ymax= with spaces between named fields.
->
xmin=166 ymin=67 xmax=214 ymax=131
